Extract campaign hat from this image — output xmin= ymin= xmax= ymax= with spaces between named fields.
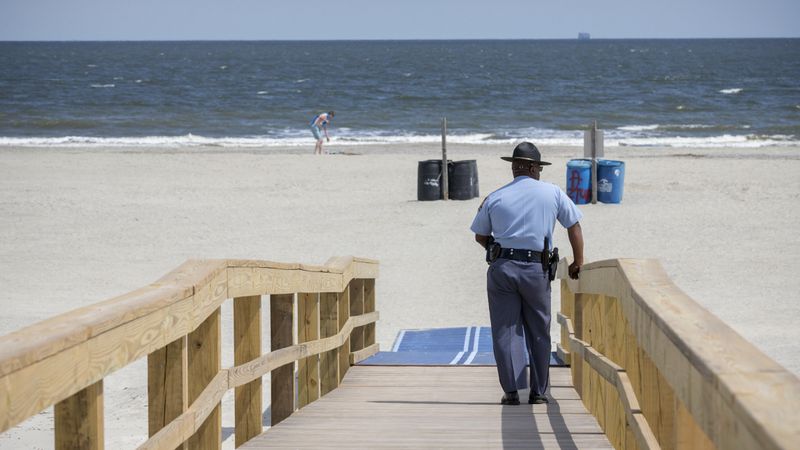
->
xmin=500 ymin=142 xmax=551 ymax=165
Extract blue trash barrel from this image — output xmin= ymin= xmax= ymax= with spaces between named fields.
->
xmin=597 ymin=159 xmax=625 ymax=203
xmin=566 ymin=159 xmax=592 ymax=204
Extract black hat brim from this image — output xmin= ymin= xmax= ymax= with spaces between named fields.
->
xmin=500 ymin=156 xmax=552 ymax=165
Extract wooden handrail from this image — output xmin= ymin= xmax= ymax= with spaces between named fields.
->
xmin=558 ymin=313 xmax=660 ymax=450
xmin=557 ymin=258 xmax=800 ymax=450
xmin=0 ymin=256 xmax=380 ymax=449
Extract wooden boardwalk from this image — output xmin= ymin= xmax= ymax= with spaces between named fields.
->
xmin=242 ymin=366 xmax=611 ymax=449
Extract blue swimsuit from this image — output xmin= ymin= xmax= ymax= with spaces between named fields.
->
xmin=310 ymin=114 xmax=330 ymax=140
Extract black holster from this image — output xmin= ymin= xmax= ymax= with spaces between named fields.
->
xmin=541 ymin=237 xmax=558 ymax=281
xmin=486 ymin=237 xmax=501 ymax=264
xmin=548 ymin=248 xmax=559 ymax=281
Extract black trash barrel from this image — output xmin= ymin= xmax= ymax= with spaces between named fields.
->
xmin=448 ymin=160 xmax=479 ymax=200
xmin=417 ymin=159 xmax=445 ymax=201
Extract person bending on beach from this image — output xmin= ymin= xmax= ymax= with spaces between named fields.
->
xmin=471 ymin=142 xmax=584 ymax=406
xmin=310 ymin=111 xmax=335 ymax=154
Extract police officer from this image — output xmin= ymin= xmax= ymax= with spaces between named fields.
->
xmin=470 ymin=142 xmax=584 ymax=405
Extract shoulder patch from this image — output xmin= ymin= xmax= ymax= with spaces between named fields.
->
xmin=478 ymin=196 xmax=488 ymax=211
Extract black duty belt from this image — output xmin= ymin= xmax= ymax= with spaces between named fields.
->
xmin=498 ymin=248 xmax=543 ymax=262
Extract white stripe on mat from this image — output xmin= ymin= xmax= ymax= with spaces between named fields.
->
xmin=391 ymin=330 xmax=407 ymax=352
xmin=463 ymin=327 xmax=482 ymax=365
xmin=448 ymin=327 xmax=473 ymax=365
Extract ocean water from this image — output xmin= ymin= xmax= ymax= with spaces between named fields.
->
xmin=0 ymin=39 xmax=799 ymax=148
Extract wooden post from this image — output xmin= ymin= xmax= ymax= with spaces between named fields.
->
xmin=54 ymin=380 xmax=104 ymax=450
xmin=573 ymin=292 xmax=585 ymax=397
xmin=349 ymin=279 xmax=365 ymax=353
xmin=297 ymin=293 xmax=320 ymax=408
xmin=319 ymin=292 xmax=340 ymax=396
xmin=187 ymin=308 xmax=221 ymax=450
xmin=591 ymin=121 xmax=598 ymax=205
xmin=270 ymin=294 xmax=294 ymax=426
xmin=147 ymin=337 xmax=188 ymax=450
xmin=234 ymin=295 xmax=262 ymax=447
xmin=337 ymin=285 xmax=351 ymax=383
xmin=363 ymin=279 xmax=376 ymax=347
xmin=441 ymin=117 xmax=449 ymax=200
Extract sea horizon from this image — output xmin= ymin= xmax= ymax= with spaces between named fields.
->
xmin=2 ymin=37 xmax=799 ymax=42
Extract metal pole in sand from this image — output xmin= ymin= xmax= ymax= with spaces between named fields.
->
xmin=591 ymin=121 xmax=598 ymax=204
xmin=442 ymin=117 xmax=449 ymax=200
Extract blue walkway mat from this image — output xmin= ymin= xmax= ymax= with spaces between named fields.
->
xmin=358 ymin=326 xmax=566 ymax=366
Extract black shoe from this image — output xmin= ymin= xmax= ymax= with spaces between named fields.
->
xmin=501 ymin=391 xmax=520 ymax=405
xmin=529 ymin=394 xmax=549 ymax=404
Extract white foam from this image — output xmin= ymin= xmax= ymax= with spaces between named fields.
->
xmin=612 ymin=134 xmax=798 ymax=148
xmin=90 ymin=84 xmax=115 ymax=88
xmin=257 ymin=91 xmax=268 ymax=95
xmin=0 ymin=132 xmax=796 ymax=149
xmin=720 ymin=88 xmax=743 ymax=95
xmin=618 ymin=124 xmax=659 ymax=131
xmin=295 ymin=79 xmax=308 ymax=83
xmin=671 ymin=124 xmax=715 ymax=129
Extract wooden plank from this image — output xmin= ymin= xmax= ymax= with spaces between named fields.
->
xmin=297 ymin=293 xmax=320 ymax=408
xmin=338 ymin=286 xmax=350 ymax=383
xmin=349 ymin=279 xmax=365 ymax=353
xmin=583 ymin=345 xmax=623 ymax=385
xmin=0 ymin=295 xmax=194 ymax=433
xmin=190 ymin=268 xmax=229 ymax=331
xmin=604 ymin=376 xmax=625 ymax=450
xmin=0 ymin=285 xmax=191 ymax=379
xmin=363 ymin=279 xmax=376 ymax=347
xmin=319 ymin=293 xmax=339 ymax=396
xmin=674 ymin=394 xmax=713 ymax=450
xmin=187 ymin=308 xmax=221 ymax=450
xmin=573 ymin=293 xmax=586 ymax=341
xmin=147 ymin=337 xmax=188 ymax=450
xmin=241 ymin=366 xmax=612 ymax=449
xmin=234 ymin=295 xmax=262 ymax=447
xmin=349 ymin=343 xmax=380 ymax=365
xmin=556 ymin=343 xmax=571 ymax=366
xmin=560 ymin=279 xmax=574 ymax=355
xmin=226 ymin=267 xmax=342 ymax=298
xmin=54 ymin=380 xmax=103 ymax=450
xmin=227 ymin=312 xmax=379 ymax=389
xmin=0 ymin=259 xmax=220 ymax=382
xmin=139 ymin=370 xmax=228 ymax=450
xmin=270 ymin=294 xmax=294 ymax=426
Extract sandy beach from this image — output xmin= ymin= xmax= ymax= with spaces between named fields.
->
xmin=1 ymin=142 xmax=799 ymax=448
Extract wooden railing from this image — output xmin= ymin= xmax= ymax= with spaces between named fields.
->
xmin=0 ymin=256 xmax=379 ymax=449
xmin=557 ymin=258 xmax=800 ymax=450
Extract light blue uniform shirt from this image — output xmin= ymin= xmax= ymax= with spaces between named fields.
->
xmin=470 ymin=176 xmax=583 ymax=251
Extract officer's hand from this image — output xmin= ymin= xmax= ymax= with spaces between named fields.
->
xmin=568 ymin=261 xmax=581 ymax=279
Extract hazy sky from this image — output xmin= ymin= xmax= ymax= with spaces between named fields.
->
xmin=1 ymin=0 xmax=798 ymax=40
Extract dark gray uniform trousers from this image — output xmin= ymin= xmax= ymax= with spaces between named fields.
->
xmin=487 ymin=258 xmax=551 ymax=395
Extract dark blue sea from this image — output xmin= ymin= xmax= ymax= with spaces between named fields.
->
xmin=1 ymin=39 xmax=799 ymax=147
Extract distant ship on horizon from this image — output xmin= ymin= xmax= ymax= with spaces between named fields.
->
xmin=578 ymin=32 xmax=591 ymax=40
